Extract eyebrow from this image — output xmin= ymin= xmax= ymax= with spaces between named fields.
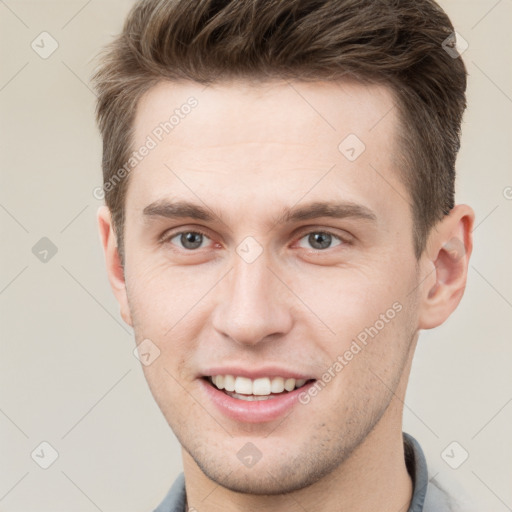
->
xmin=143 ymin=200 xmax=217 ymax=222
xmin=275 ymin=201 xmax=377 ymax=224
xmin=142 ymin=199 xmax=377 ymax=226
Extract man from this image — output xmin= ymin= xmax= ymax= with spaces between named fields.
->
xmin=92 ymin=0 xmax=475 ymax=510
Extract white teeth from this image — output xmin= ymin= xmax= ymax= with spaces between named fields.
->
xmin=228 ymin=392 xmax=275 ymax=401
xmin=284 ymin=378 xmax=296 ymax=392
xmin=215 ymin=375 xmax=225 ymax=390
xmin=224 ymin=375 xmax=236 ymax=392
xmin=209 ymin=375 xmax=310 ymax=396
xmin=234 ymin=376 xmax=253 ymax=395
xmin=270 ymin=377 xmax=285 ymax=393
xmin=253 ymin=377 xmax=271 ymax=395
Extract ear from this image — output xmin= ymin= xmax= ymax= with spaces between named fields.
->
xmin=97 ymin=206 xmax=133 ymax=327
xmin=417 ymin=204 xmax=475 ymax=330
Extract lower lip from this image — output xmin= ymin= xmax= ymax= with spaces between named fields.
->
xmin=200 ymin=378 xmax=316 ymax=423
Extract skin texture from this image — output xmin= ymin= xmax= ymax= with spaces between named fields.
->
xmin=98 ymin=79 xmax=474 ymax=512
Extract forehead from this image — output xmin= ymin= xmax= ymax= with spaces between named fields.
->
xmin=132 ymin=78 xmax=397 ymax=152
xmin=126 ymin=79 xmax=408 ymax=227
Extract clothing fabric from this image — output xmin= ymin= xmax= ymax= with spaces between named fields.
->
xmin=153 ymin=432 xmax=457 ymax=512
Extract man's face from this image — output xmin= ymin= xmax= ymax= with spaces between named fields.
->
xmin=119 ymin=79 xmax=423 ymax=493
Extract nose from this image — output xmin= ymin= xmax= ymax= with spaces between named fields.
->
xmin=211 ymin=249 xmax=293 ymax=347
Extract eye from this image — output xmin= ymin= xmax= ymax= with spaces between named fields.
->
xmin=167 ymin=230 xmax=212 ymax=250
xmin=297 ymin=231 xmax=343 ymax=250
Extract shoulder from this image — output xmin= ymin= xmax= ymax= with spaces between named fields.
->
xmin=404 ymin=432 xmax=481 ymax=512
xmin=424 ymin=472 xmax=482 ymax=512
xmin=153 ymin=472 xmax=187 ymax=512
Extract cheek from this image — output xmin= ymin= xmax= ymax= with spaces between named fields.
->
xmin=140 ymin=359 xmax=192 ymax=432
xmin=126 ymin=259 xmax=213 ymax=334
xmin=313 ymin=299 xmax=416 ymax=420
xmin=290 ymin=261 xmax=412 ymax=340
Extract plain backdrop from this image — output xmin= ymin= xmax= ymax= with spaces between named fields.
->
xmin=1 ymin=0 xmax=511 ymax=510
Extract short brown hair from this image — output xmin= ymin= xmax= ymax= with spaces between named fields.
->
xmin=92 ymin=0 xmax=467 ymax=262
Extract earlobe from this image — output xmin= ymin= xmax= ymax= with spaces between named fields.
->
xmin=418 ymin=204 xmax=474 ymax=330
xmin=97 ymin=206 xmax=133 ymax=327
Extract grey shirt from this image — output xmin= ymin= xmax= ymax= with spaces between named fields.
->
xmin=153 ymin=432 xmax=455 ymax=512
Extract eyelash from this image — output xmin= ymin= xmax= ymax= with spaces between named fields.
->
xmin=160 ymin=227 xmax=348 ymax=252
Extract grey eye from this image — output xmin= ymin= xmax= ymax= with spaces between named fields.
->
xmin=298 ymin=232 xmax=342 ymax=250
xmin=170 ymin=231 xmax=209 ymax=250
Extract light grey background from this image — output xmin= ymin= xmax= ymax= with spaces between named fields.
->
xmin=1 ymin=1 xmax=511 ymax=510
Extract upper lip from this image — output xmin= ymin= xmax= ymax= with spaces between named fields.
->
xmin=201 ymin=366 xmax=316 ymax=380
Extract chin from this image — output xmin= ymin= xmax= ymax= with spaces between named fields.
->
xmin=200 ymin=461 xmax=328 ymax=495
xmin=184 ymin=437 xmax=351 ymax=496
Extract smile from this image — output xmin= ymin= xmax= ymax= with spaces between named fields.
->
xmin=207 ymin=375 xmax=311 ymax=400
xmin=201 ymin=374 xmax=316 ymax=422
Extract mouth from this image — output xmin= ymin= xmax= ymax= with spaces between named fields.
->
xmin=199 ymin=367 xmax=318 ymax=422
xmin=203 ymin=375 xmax=315 ymax=401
